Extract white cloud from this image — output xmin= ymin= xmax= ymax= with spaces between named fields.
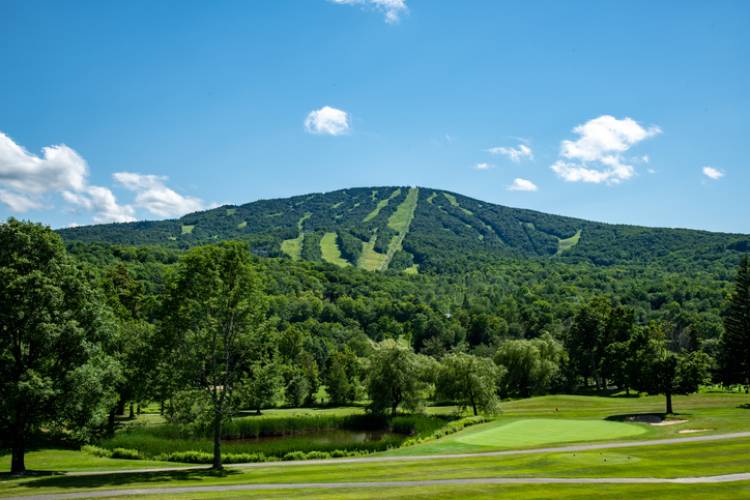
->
xmin=487 ymin=143 xmax=533 ymax=163
xmin=63 ymin=186 xmax=136 ymax=223
xmin=0 ymin=131 xmax=202 ymax=224
xmin=702 ymin=166 xmax=724 ymax=180
xmin=330 ymin=0 xmax=408 ymax=23
xmin=0 ymin=132 xmax=88 ymax=195
xmin=0 ymin=131 xmax=134 ymax=222
xmin=473 ymin=162 xmax=494 ymax=171
xmin=551 ymin=115 xmax=661 ymax=185
xmin=113 ymin=172 xmax=204 ymax=218
xmin=508 ymin=178 xmax=538 ymax=192
xmin=0 ymin=189 xmax=42 ymax=212
xmin=304 ymin=106 xmax=351 ymax=136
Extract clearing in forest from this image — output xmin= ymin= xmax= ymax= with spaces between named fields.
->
xmin=320 ymin=232 xmax=350 ymax=267
xmin=363 ymin=188 xmax=402 ymax=222
xmin=557 ymin=229 xmax=582 ymax=255
xmin=280 ymin=212 xmax=311 ymax=260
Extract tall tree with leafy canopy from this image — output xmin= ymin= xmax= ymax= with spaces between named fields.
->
xmin=366 ymin=339 xmax=426 ymax=416
xmin=0 ymin=219 xmax=120 ymax=474
xmin=435 ymin=352 xmax=501 ymax=415
xmin=720 ymin=255 xmax=750 ymax=390
xmin=161 ymin=242 xmax=265 ymax=470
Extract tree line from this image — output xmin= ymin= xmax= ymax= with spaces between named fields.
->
xmin=2 ymin=219 xmax=749 ymax=473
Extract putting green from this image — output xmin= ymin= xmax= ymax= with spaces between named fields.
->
xmin=456 ymin=418 xmax=647 ymax=448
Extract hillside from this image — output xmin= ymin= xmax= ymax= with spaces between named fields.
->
xmin=59 ymin=186 xmax=750 ymax=274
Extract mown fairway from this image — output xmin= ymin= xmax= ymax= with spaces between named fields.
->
xmin=2 ymin=392 xmax=749 ymax=499
xmin=453 ymin=418 xmax=646 ymax=448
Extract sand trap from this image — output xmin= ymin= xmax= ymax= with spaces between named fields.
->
xmin=651 ymin=419 xmax=688 ymax=426
xmin=678 ymin=429 xmax=710 ymax=434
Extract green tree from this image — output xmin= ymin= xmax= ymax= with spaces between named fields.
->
xmin=161 ymin=242 xmax=265 ymax=470
xmin=494 ymin=334 xmax=565 ymax=398
xmin=0 ymin=219 xmax=120 ymax=474
xmin=720 ymin=255 xmax=750 ymax=390
xmin=367 ymin=339 xmax=426 ymax=416
xmin=435 ymin=352 xmax=501 ymax=415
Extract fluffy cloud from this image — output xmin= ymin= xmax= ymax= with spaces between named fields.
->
xmin=0 ymin=132 xmax=88 ymax=195
xmin=551 ymin=115 xmax=661 ymax=185
xmin=474 ymin=162 xmax=494 ymax=170
xmin=113 ymin=172 xmax=204 ymax=218
xmin=0 ymin=131 xmax=202 ymax=223
xmin=330 ymin=0 xmax=408 ymax=23
xmin=702 ymin=166 xmax=724 ymax=180
xmin=508 ymin=178 xmax=538 ymax=192
xmin=487 ymin=143 xmax=533 ymax=163
xmin=63 ymin=187 xmax=136 ymax=223
xmin=0 ymin=131 xmax=133 ymax=222
xmin=0 ymin=189 xmax=43 ymax=212
xmin=305 ymin=106 xmax=351 ymax=136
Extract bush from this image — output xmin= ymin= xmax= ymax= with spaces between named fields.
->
xmin=282 ymin=451 xmax=307 ymax=461
xmin=81 ymin=445 xmax=112 ymax=458
xmin=156 ymin=451 xmax=213 ymax=464
xmin=110 ymin=448 xmax=142 ymax=460
xmin=304 ymin=451 xmax=331 ymax=460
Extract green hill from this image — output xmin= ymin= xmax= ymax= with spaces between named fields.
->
xmin=58 ymin=186 xmax=749 ymax=274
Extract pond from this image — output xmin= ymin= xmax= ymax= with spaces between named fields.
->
xmin=229 ymin=428 xmax=400 ymax=446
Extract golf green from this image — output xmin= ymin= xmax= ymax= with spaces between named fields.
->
xmin=455 ymin=418 xmax=647 ymax=448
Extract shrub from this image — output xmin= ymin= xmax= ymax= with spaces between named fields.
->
xmin=304 ymin=451 xmax=331 ymax=460
xmin=282 ymin=451 xmax=307 ymax=461
xmin=110 ymin=448 xmax=142 ymax=460
xmin=81 ymin=445 xmax=112 ymax=458
xmin=155 ymin=451 xmax=213 ymax=464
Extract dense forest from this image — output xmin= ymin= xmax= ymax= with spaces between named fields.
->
xmin=3 ymin=189 xmax=750 ymax=471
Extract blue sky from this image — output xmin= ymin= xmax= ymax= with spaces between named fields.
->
xmin=1 ymin=0 xmax=748 ymax=232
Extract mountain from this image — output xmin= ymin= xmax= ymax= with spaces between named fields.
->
xmin=59 ymin=186 xmax=749 ymax=274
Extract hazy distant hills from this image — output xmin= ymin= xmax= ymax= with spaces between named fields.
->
xmin=59 ymin=187 xmax=749 ymax=274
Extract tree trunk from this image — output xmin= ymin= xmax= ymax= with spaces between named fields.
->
xmin=159 ymin=400 xmax=164 ymax=415
xmin=129 ymin=402 xmax=134 ymax=419
xmin=107 ymin=408 xmax=117 ymax=436
xmin=625 ymin=387 xmax=630 ymax=396
xmin=11 ymin=411 xmax=25 ymax=474
xmin=212 ymin=413 xmax=223 ymax=470
xmin=470 ymin=393 xmax=478 ymax=416
xmin=665 ymin=391 xmax=673 ymax=415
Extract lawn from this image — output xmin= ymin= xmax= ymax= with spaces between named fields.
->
xmin=320 ymin=232 xmax=350 ymax=267
xmin=453 ymin=418 xmax=646 ymax=448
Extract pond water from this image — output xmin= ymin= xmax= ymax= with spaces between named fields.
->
xmin=229 ymin=429 xmax=400 ymax=446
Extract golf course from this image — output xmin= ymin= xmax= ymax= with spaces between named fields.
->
xmin=2 ymin=392 xmax=750 ymax=499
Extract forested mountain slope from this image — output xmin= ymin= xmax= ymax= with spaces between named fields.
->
xmin=59 ymin=186 xmax=749 ymax=274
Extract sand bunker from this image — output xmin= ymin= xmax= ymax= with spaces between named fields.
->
xmin=678 ymin=428 xmax=710 ymax=434
xmin=651 ymin=419 xmax=688 ymax=426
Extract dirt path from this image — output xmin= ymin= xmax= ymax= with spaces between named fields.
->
xmin=16 ymin=473 xmax=750 ymax=500
xmin=63 ymin=431 xmax=750 ymax=477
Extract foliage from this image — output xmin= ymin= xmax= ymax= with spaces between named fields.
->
xmin=367 ymin=339 xmax=429 ymax=416
xmin=720 ymin=255 xmax=750 ymax=388
xmin=0 ymin=219 xmax=121 ymax=474
xmin=435 ymin=352 xmax=501 ymax=415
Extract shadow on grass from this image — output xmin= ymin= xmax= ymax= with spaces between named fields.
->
xmin=605 ymin=412 xmax=692 ymax=423
xmin=7 ymin=468 xmax=241 ymax=490
xmin=739 ymin=403 xmax=750 ymax=410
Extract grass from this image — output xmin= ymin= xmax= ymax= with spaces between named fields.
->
xmin=557 ymin=229 xmax=582 ymax=255
xmin=225 ymin=208 xmax=236 ymax=216
xmin=363 ymin=188 xmax=401 ymax=222
xmin=320 ymin=233 xmax=350 ymax=267
xmin=280 ymin=212 xmax=311 ymax=260
xmin=3 ymin=394 xmax=749 ymax=498
xmin=426 ymin=191 xmax=437 ymax=204
xmin=3 ymin=437 xmax=750 ymax=498
xmin=453 ymin=418 xmax=645 ymax=448
xmin=237 ymin=221 xmax=247 ymax=229
xmin=180 ymin=224 xmax=195 ymax=235
xmin=404 ymin=264 xmax=419 ymax=275
xmin=358 ymin=235 xmax=388 ymax=271
xmin=442 ymin=192 xmax=473 ymax=216
xmin=379 ymin=187 xmax=420 ymax=270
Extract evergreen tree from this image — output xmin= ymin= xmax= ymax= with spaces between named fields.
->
xmin=721 ymin=255 xmax=750 ymax=390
